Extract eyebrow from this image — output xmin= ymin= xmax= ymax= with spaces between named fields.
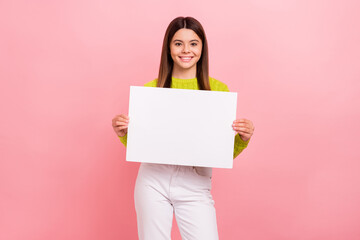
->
xmin=173 ymin=39 xmax=200 ymax=42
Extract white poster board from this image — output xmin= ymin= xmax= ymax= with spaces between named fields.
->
xmin=126 ymin=86 xmax=237 ymax=168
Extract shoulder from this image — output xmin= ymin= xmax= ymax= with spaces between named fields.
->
xmin=144 ymin=78 xmax=157 ymax=87
xmin=209 ymin=77 xmax=229 ymax=92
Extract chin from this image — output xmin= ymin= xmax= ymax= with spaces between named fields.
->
xmin=177 ymin=62 xmax=196 ymax=68
xmin=180 ymin=65 xmax=196 ymax=70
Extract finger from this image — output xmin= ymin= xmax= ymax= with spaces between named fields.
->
xmin=233 ymin=119 xmax=249 ymax=123
xmin=233 ymin=120 xmax=250 ymax=126
xmin=113 ymin=121 xmax=128 ymax=127
xmin=233 ymin=127 xmax=253 ymax=134
xmin=237 ymin=132 xmax=253 ymax=139
xmin=237 ymin=131 xmax=251 ymax=138
xmin=113 ymin=123 xmax=128 ymax=128
xmin=233 ymin=123 xmax=251 ymax=128
xmin=115 ymin=126 xmax=128 ymax=131
xmin=238 ymin=131 xmax=251 ymax=137
xmin=240 ymin=125 xmax=254 ymax=132
xmin=113 ymin=114 xmax=129 ymax=120
xmin=112 ymin=119 xmax=128 ymax=127
xmin=113 ymin=117 xmax=129 ymax=125
xmin=116 ymin=116 xmax=130 ymax=122
xmin=234 ymin=122 xmax=255 ymax=132
xmin=119 ymin=114 xmax=129 ymax=120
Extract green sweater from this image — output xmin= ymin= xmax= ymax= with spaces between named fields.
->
xmin=119 ymin=76 xmax=249 ymax=159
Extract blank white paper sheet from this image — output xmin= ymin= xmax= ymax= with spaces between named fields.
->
xmin=126 ymin=86 xmax=237 ymax=168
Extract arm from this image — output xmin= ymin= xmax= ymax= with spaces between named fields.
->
xmin=119 ymin=134 xmax=128 ymax=147
xmin=116 ymin=79 xmax=158 ymax=148
xmin=213 ymin=80 xmax=254 ymax=159
xmin=233 ymin=134 xmax=250 ymax=159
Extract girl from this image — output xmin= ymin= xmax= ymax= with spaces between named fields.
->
xmin=112 ymin=16 xmax=254 ymax=240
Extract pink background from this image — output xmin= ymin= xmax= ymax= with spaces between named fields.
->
xmin=1 ymin=0 xmax=360 ymax=239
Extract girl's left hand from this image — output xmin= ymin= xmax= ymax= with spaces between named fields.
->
xmin=232 ymin=118 xmax=255 ymax=142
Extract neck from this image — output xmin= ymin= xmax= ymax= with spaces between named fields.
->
xmin=172 ymin=65 xmax=197 ymax=79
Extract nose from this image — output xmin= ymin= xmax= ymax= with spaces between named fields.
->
xmin=182 ymin=44 xmax=190 ymax=53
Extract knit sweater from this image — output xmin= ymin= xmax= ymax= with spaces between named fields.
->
xmin=119 ymin=76 xmax=249 ymax=159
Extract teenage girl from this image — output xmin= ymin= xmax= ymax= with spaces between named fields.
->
xmin=112 ymin=16 xmax=255 ymax=240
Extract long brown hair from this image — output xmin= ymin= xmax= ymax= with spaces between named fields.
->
xmin=157 ymin=16 xmax=211 ymax=90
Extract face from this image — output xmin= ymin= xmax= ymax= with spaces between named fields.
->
xmin=170 ymin=28 xmax=203 ymax=72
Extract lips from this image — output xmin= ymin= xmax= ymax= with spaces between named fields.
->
xmin=179 ymin=56 xmax=193 ymax=62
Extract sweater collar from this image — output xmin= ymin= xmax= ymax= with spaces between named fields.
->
xmin=171 ymin=76 xmax=197 ymax=84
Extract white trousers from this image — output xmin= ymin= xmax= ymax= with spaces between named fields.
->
xmin=134 ymin=163 xmax=219 ymax=240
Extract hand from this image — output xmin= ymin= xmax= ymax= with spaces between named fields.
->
xmin=232 ymin=118 xmax=255 ymax=142
xmin=112 ymin=114 xmax=129 ymax=137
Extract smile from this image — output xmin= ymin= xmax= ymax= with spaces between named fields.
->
xmin=179 ymin=56 xmax=194 ymax=62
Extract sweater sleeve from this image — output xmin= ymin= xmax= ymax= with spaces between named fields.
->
xmin=118 ymin=79 xmax=157 ymax=147
xmin=118 ymin=134 xmax=128 ymax=147
xmin=209 ymin=77 xmax=250 ymax=159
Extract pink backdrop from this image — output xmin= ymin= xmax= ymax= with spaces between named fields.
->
xmin=1 ymin=0 xmax=359 ymax=239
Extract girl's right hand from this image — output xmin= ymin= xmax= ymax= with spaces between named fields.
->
xmin=112 ymin=114 xmax=129 ymax=137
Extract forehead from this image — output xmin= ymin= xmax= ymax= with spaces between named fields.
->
xmin=172 ymin=28 xmax=201 ymax=41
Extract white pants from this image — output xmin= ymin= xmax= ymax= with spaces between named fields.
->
xmin=134 ymin=163 xmax=219 ymax=240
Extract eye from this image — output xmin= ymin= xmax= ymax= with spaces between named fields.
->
xmin=175 ymin=42 xmax=182 ymax=46
xmin=191 ymin=43 xmax=198 ymax=46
